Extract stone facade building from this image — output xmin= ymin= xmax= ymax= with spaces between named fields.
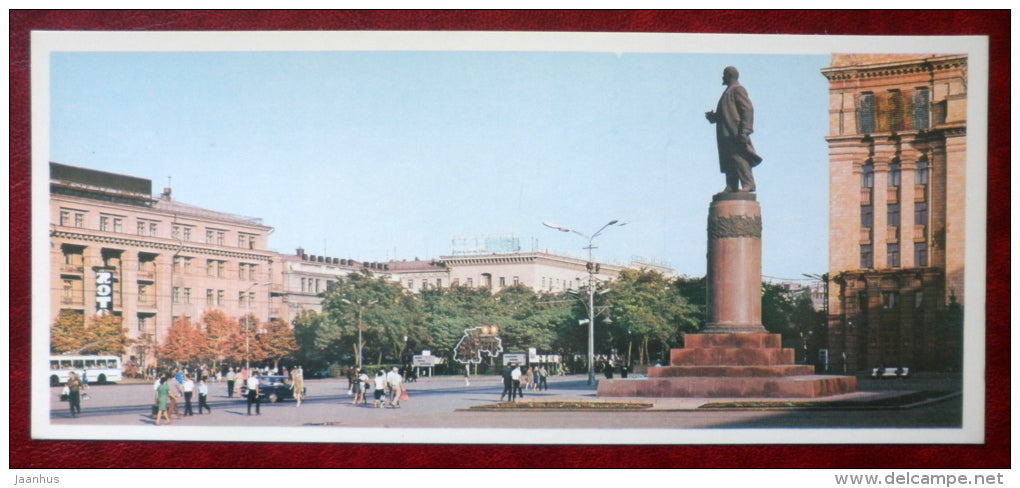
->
xmin=49 ymin=162 xmax=278 ymax=367
xmin=821 ymin=54 xmax=967 ymax=373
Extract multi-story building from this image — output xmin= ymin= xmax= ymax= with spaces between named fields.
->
xmin=49 ymin=162 xmax=278 ymax=367
xmin=821 ymin=54 xmax=967 ymax=373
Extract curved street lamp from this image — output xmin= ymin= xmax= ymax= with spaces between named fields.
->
xmin=542 ymin=219 xmax=626 ymax=386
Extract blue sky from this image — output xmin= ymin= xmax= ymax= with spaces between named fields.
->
xmin=49 ymin=48 xmax=831 ymax=280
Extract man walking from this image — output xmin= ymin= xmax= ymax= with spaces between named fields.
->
xmin=246 ymin=373 xmax=261 ymax=416
xmin=226 ymin=367 xmax=236 ymax=398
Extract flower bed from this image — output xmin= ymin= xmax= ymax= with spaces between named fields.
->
xmin=468 ymin=401 xmax=653 ymax=411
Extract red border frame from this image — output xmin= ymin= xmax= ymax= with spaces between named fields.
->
xmin=9 ymin=10 xmax=1009 ymax=469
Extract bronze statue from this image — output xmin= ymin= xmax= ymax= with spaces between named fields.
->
xmin=705 ymin=66 xmax=763 ymax=192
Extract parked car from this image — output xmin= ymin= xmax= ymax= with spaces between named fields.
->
xmin=238 ymin=375 xmax=303 ymax=403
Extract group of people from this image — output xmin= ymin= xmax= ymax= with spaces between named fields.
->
xmin=153 ymin=371 xmax=212 ymax=425
xmin=351 ymin=366 xmax=406 ymax=408
xmin=499 ymin=364 xmax=550 ymax=402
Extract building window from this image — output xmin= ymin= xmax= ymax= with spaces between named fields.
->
xmin=887 ymin=243 xmax=900 ymax=268
xmin=207 ymin=289 xmax=214 ymax=305
xmin=172 ymin=287 xmax=181 ymax=304
xmin=436 ymin=279 xmax=442 ymax=288
xmin=860 ymin=244 xmax=873 ymax=269
xmin=206 ymin=230 xmax=214 ymax=244
xmin=858 ymin=92 xmax=876 ymax=134
xmin=886 ymin=89 xmax=904 ymax=131
xmin=861 ymin=205 xmax=874 ymax=229
xmin=100 ymin=215 xmax=110 ymax=232
xmin=466 ymin=278 xmax=473 ymax=287
xmin=207 ymin=260 xmax=216 ymax=277
xmin=912 ymin=87 xmax=930 ymax=130
xmin=882 ymin=291 xmax=898 ymax=310
xmin=183 ymin=227 xmax=191 ymax=241
xmin=183 ymin=288 xmax=191 ymax=304
xmin=216 ymin=231 xmax=225 ymax=246
xmin=60 ymin=211 xmax=70 ymax=226
xmin=150 ymin=222 xmax=158 ymax=237
xmin=914 ymin=242 xmax=929 ymax=267
xmin=914 ymin=201 xmax=928 ymax=226
xmin=514 ymin=276 xmax=520 ymax=286
xmin=113 ymin=218 xmax=123 ymax=233
xmin=916 ymin=160 xmax=929 ymax=186
xmin=62 ymin=280 xmax=74 ymax=301
xmin=887 ymin=203 xmax=900 ymax=228
xmin=138 ymin=284 xmax=148 ymax=301
xmin=913 ymin=290 xmax=924 ymax=309
xmin=407 ymin=280 xmax=414 ymax=289
xmin=138 ymin=316 xmax=147 ymax=332
xmin=138 ymin=222 xmax=147 ymax=236
xmin=217 ymin=290 xmax=224 ymax=306
xmin=74 ymin=213 xmax=85 ymax=228
xmin=300 ymin=278 xmax=306 ymax=293
xmin=499 ymin=277 xmax=506 ymax=287
xmin=888 ymin=161 xmax=901 ymax=187
xmin=861 ymin=162 xmax=874 ymax=189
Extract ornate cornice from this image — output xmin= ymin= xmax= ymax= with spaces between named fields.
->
xmin=51 ymin=229 xmax=275 ymax=262
xmin=821 ymin=55 xmax=967 ymax=82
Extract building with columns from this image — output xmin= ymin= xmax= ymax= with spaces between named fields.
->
xmin=821 ymin=54 xmax=967 ymax=373
xmin=49 ymin=162 xmax=278 ymax=367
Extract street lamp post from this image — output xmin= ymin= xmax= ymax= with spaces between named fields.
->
xmin=543 ymin=219 xmax=626 ymax=386
xmin=341 ymin=298 xmax=378 ymax=369
xmin=244 ymin=282 xmax=272 ymax=371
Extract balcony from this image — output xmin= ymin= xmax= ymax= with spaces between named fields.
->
xmin=60 ymin=264 xmax=84 ymax=275
xmin=886 ymin=226 xmax=899 ymax=243
xmin=914 ymin=225 xmax=927 ymax=242
xmin=859 ymin=227 xmax=872 ymax=244
xmin=887 ymin=187 xmax=899 ymax=204
xmin=914 ymin=184 xmax=927 ymax=202
xmin=860 ymin=188 xmax=872 ymax=205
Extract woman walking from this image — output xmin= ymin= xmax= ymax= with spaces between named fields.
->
xmin=155 ymin=376 xmax=172 ymax=425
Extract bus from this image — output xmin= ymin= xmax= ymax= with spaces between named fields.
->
xmin=48 ymin=355 xmax=123 ymax=386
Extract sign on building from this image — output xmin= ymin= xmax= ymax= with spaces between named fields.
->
xmin=94 ymin=267 xmax=116 ymax=314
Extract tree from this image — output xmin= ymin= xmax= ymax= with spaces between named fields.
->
xmin=83 ymin=313 xmax=129 ymax=356
xmin=608 ymin=269 xmax=700 ymax=365
xmin=260 ymin=319 xmax=298 ymax=370
xmin=292 ymin=309 xmax=343 ymax=372
xmin=199 ymin=309 xmax=239 ymax=366
xmin=761 ymin=282 xmax=798 ymax=340
xmin=51 ymin=310 xmax=87 ymax=354
xmin=159 ymin=316 xmax=206 ymax=367
xmin=320 ymin=270 xmax=424 ymax=366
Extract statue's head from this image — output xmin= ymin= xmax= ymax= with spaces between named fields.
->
xmin=722 ymin=66 xmax=739 ymax=85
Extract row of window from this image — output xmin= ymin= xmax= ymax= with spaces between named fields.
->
xmin=860 ymin=242 xmax=928 ymax=269
xmin=172 ymin=256 xmax=260 ymax=280
xmin=857 ymin=87 xmax=930 ymax=134
xmin=856 ymin=289 xmax=925 ymax=312
xmin=58 ymin=208 xmax=259 ymax=249
xmin=171 ymin=287 xmax=259 ymax=307
xmin=860 ymin=201 xmax=928 ymax=229
xmin=861 ymin=160 xmax=929 ymax=189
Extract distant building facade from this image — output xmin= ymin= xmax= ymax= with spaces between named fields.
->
xmin=821 ymin=54 xmax=967 ymax=373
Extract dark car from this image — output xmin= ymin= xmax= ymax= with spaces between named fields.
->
xmin=238 ymin=375 xmax=303 ymax=403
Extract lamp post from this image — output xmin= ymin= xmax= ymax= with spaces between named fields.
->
xmin=341 ymin=298 xmax=378 ymax=369
xmin=543 ymin=219 xmax=626 ymax=386
xmin=244 ymin=282 xmax=272 ymax=371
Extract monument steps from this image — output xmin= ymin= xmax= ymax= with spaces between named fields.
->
xmin=598 ymin=333 xmax=858 ymax=398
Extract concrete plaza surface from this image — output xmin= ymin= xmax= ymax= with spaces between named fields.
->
xmin=47 ymin=373 xmax=962 ymax=432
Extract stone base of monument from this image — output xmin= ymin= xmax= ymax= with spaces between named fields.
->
xmin=597 ymin=333 xmax=857 ymax=398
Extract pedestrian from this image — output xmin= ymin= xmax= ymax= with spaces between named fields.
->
xmin=511 ymin=365 xmax=524 ymax=401
xmin=386 ymin=367 xmax=403 ymax=408
xmin=168 ymin=374 xmax=183 ymax=419
xmin=499 ymin=365 xmax=514 ymax=402
xmin=197 ymin=377 xmax=211 ymax=414
xmin=538 ymin=366 xmax=549 ymax=391
xmin=373 ymin=370 xmax=386 ymax=408
xmin=65 ymin=371 xmax=86 ymax=418
xmin=354 ymin=369 xmax=370 ymax=406
xmin=291 ymin=365 xmax=304 ymax=407
xmin=246 ymin=373 xmax=261 ymax=415
xmin=182 ymin=374 xmax=195 ymax=416
xmin=154 ymin=376 xmax=172 ymax=425
xmin=226 ymin=367 xmax=236 ymax=398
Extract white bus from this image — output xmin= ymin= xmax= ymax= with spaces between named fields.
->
xmin=48 ymin=355 xmax=123 ymax=386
